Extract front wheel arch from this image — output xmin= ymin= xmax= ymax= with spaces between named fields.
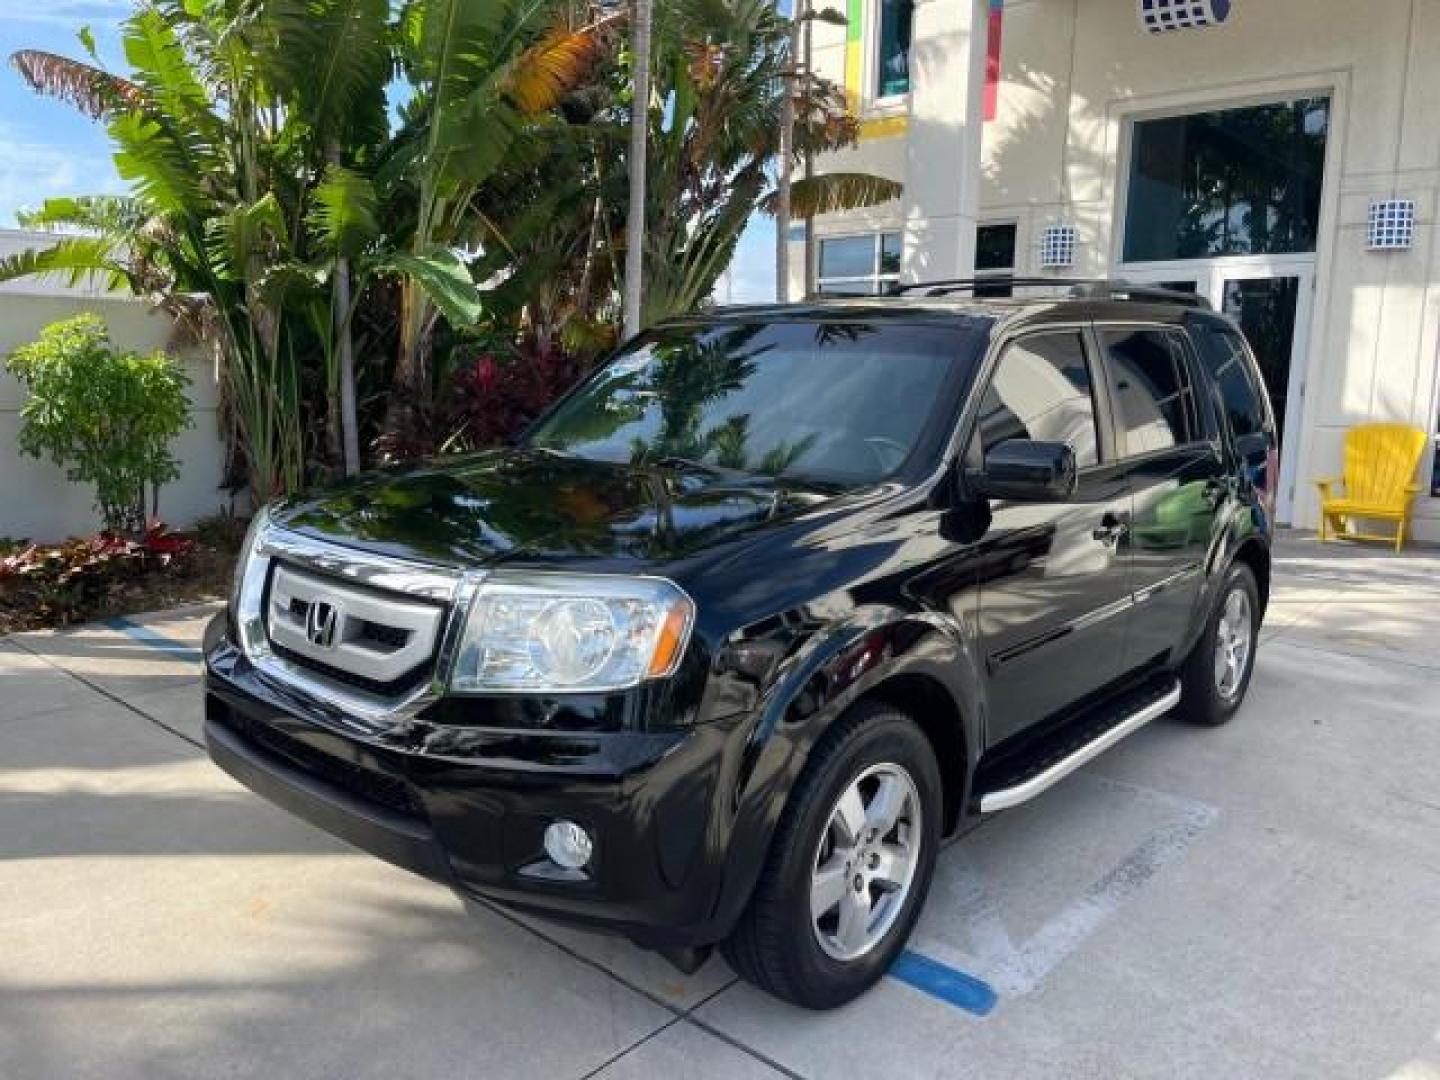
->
xmin=706 ymin=628 xmax=979 ymax=942
xmin=862 ymin=672 xmax=969 ymax=835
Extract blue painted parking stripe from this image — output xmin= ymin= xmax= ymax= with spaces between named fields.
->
xmin=103 ymin=616 xmax=204 ymax=661
xmin=889 ymin=950 xmax=998 ymax=1016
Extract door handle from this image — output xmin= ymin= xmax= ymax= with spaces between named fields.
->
xmin=1093 ymin=511 xmax=1130 ymax=547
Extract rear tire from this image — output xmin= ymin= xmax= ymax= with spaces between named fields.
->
xmin=1177 ymin=562 xmax=1260 ymax=726
xmin=721 ymin=701 xmax=942 ymax=1009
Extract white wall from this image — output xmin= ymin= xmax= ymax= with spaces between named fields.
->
xmin=982 ymin=0 xmax=1440 ymax=537
xmin=808 ymin=0 xmax=1440 ymax=540
xmin=0 ymin=231 xmax=229 ymax=543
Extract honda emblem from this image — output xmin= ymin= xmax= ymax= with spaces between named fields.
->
xmin=305 ymin=600 xmax=340 ymax=649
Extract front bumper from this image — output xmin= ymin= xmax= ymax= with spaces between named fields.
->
xmin=203 ymin=615 xmax=743 ymax=948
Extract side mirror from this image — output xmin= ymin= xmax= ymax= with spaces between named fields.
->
xmin=976 ymin=440 xmax=1078 ymax=502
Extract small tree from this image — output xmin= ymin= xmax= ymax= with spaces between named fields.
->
xmin=6 ymin=315 xmax=191 ymax=537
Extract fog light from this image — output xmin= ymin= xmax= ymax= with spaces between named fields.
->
xmin=543 ymin=820 xmax=594 ymax=871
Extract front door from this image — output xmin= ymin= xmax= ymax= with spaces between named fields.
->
xmin=1120 ymin=260 xmax=1313 ymax=522
xmin=971 ymin=329 xmax=1133 ymax=748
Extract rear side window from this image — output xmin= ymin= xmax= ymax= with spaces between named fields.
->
xmin=1192 ymin=325 xmax=1269 ymax=439
xmin=1101 ymin=328 xmax=1198 ymax=456
xmin=974 ymin=332 xmax=1100 ymax=467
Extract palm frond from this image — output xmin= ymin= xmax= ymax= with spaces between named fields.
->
xmin=208 ymin=194 xmax=290 ymax=282
xmin=120 ymin=9 xmax=226 ymax=158
xmin=15 ymin=195 xmax=147 ymax=235
xmin=308 ymin=166 xmax=380 ymax=258
xmin=109 ymin=112 xmax=211 ymax=216
xmin=506 ymin=19 xmax=613 ymax=114
xmin=762 ymin=172 xmax=903 ymax=217
xmin=253 ymin=261 xmax=328 ymax=310
xmin=0 ymin=236 xmax=131 ymax=292
xmin=9 ymin=50 xmax=144 ymax=119
xmin=385 ymin=249 xmax=484 ymax=328
xmin=265 ymin=0 xmax=390 ymax=147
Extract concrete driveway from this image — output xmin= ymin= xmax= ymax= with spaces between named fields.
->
xmin=2 ymin=536 xmax=1438 ymax=1080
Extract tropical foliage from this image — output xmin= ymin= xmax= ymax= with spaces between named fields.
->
xmin=4 ymin=0 xmax=900 ymax=496
xmin=0 ymin=518 xmax=249 ymax=635
xmin=5 ymin=315 xmax=191 ymax=536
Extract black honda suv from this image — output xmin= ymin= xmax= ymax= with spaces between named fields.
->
xmin=204 ymin=281 xmax=1277 ymax=1009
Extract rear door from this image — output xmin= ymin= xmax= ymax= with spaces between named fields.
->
xmin=1096 ymin=325 xmax=1226 ymax=675
xmin=1188 ymin=317 xmax=1280 ymax=521
xmin=972 ymin=329 xmax=1134 ymax=747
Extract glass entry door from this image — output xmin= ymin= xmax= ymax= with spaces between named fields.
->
xmin=1121 ymin=259 xmax=1314 ymax=522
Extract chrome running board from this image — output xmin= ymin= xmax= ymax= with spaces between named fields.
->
xmin=978 ymin=682 xmax=1182 ymax=814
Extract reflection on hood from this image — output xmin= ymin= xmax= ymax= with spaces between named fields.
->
xmin=271 ymin=449 xmax=841 ymax=570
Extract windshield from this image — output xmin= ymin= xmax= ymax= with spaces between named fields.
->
xmin=527 ymin=319 xmax=984 ymax=486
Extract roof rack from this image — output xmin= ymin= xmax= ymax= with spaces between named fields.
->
xmin=884 ymin=277 xmax=1212 ymax=310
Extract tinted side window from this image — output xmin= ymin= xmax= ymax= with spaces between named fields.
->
xmin=1102 ymin=328 xmax=1197 ymax=456
xmin=975 ymin=332 xmax=1099 ymax=467
xmin=1192 ymin=325 xmax=1269 ymax=439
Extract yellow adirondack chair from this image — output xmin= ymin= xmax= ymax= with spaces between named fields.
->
xmin=1314 ymin=424 xmax=1428 ymax=551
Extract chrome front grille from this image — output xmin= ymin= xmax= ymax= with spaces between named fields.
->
xmin=233 ymin=518 xmax=481 ymax=727
xmin=266 ymin=564 xmax=444 ymax=687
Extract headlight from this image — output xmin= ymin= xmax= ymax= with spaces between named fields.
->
xmin=231 ymin=506 xmax=271 ymax=657
xmin=451 ymin=573 xmax=695 ymax=694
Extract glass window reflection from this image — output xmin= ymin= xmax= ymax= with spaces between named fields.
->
xmin=1124 ymin=98 xmax=1330 ymax=262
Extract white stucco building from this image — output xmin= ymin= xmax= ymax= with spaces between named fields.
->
xmin=793 ymin=0 xmax=1440 ymax=541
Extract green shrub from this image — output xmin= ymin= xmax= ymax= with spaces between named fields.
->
xmin=5 ymin=315 xmax=191 ymax=536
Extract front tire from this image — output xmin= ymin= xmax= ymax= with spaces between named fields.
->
xmin=721 ymin=701 xmax=942 ymax=1009
xmin=1177 ymin=562 xmax=1260 ymax=726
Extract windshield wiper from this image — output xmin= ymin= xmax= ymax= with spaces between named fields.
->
xmin=650 ymin=455 xmax=749 ymax=479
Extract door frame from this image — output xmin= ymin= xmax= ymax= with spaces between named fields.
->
xmin=1116 ymin=256 xmax=1314 ymax=523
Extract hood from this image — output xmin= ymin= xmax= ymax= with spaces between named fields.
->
xmin=270 ymin=448 xmax=841 ymax=571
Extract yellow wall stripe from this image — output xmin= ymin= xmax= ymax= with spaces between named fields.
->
xmin=845 ymin=0 xmax=908 ymax=140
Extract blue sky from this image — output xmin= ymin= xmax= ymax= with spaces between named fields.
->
xmin=0 ymin=0 xmax=774 ymax=298
xmin=0 ymin=1 xmax=130 ymax=226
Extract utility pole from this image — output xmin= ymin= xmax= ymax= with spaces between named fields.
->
xmin=623 ymin=0 xmax=653 ymax=339
xmin=774 ymin=0 xmax=804 ymax=301
xmin=801 ymin=0 xmax=817 ymax=293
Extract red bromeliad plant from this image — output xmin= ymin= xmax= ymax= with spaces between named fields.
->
xmin=442 ymin=340 xmax=592 ymax=451
xmin=0 ymin=524 xmax=195 ymax=618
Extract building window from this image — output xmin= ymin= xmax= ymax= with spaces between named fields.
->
xmin=975 ymin=222 xmax=1016 ymax=297
xmin=816 ymin=232 xmax=902 ymax=295
xmin=1123 ymin=97 xmax=1330 ymax=263
xmin=876 ymin=0 xmax=914 ymax=99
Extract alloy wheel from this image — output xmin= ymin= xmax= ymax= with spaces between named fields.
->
xmin=810 ymin=762 xmax=922 ymax=962
xmin=1213 ymin=588 xmax=1253 ymax=701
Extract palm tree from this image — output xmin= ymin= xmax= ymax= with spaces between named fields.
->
xmin=3 ymin=0 xmax=895 ymax=492
xmin=6 ymin=4 xmax=311 ymax=499
xmin=4 ymin=0 xmax=607 ymax=489
xmin=383 ymin=0 xmax=613 ymax=426
xmin=638 ymin=0 xmax=900 ymax=325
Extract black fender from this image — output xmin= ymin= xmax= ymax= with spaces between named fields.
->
xmin=1180 ymin=497 xmax=1271 ymax=661
xmin=702 ymin=605 xmax=983 ymax=939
